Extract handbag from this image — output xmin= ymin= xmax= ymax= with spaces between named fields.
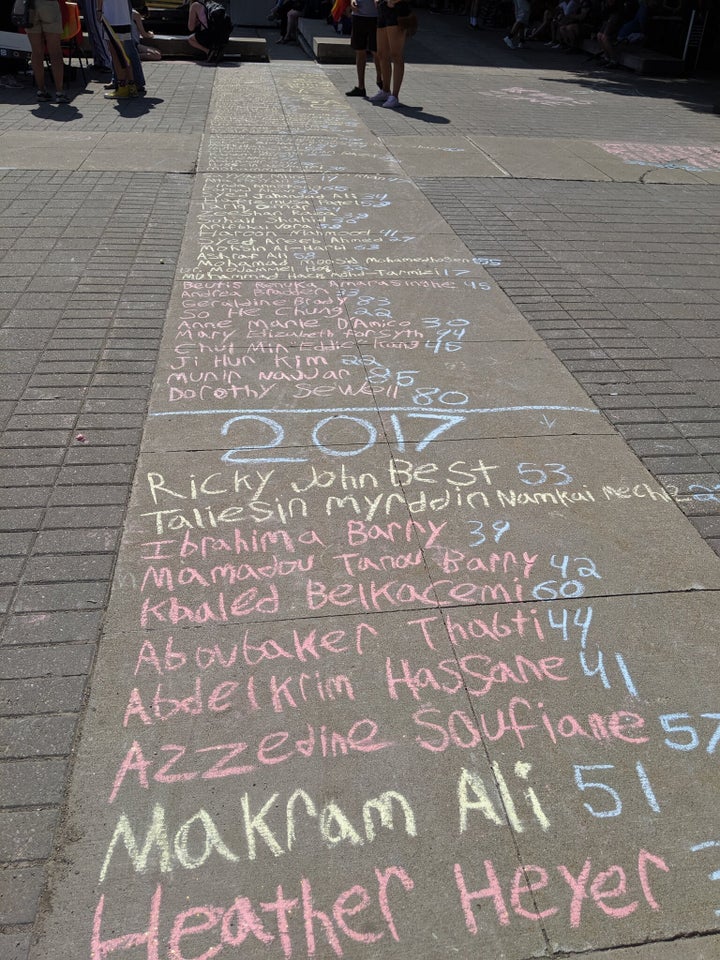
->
xmin=11 ymin=0 xmax=35 ymax=28
xmin=397 ymin=10 xmax=417 ymax=35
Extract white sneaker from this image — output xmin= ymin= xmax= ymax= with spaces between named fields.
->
xmin=382 ymin=94 xmax=400 ymax=108
xmin=503 ymin=35 xmax=514 ymax=47
xmin=370 ymin=89 xmax=389 ymax=103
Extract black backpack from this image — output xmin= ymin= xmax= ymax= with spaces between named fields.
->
xmin=203 ymin=0 xmax=233 ymax=48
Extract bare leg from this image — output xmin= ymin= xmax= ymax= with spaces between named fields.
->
xmin=386 ymin=24 xmax=406 ymax=98
xmin=28 ymin=32 xmax=48 ymax=91
xmin=597 ymin=30 xmax=614 ymax=58
xmin=44 ymin=33 xmax=65 ymax=91
xmin=376 ymin=27 xmax=391 ymax=92
xmin=355 ymin=49 xmax=367 ymax=88
xmin=188 ymin=34 xmax=210 ymax=54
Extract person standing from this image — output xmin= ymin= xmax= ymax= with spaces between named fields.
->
xmin=97 ymin=0 xmax=145 ymax=97
xmin=345 ymin=0 xmax=381 ymax=97
xmin=77 ymin=0 xmax=113 ymax=72
xmin=25 ymin=0 xmax=69 ymax=102
xmin=371 ymin=0 xmax=411 ymax=109
xmin=188 ymin=0 xmax=211 ymax=55
xmin=503 ymin=0 xmax=531 ymax=48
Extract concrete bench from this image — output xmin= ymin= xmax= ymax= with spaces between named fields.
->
xmin=581 ymin=37 xmax=683 ymax=76
xmin=151 ymin=32 xmax=268 ymax=59
xmin=298 ymin=17 xmax=353 ymax=62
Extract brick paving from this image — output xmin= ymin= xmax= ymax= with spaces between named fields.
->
xmin=0 ymin=60 xmax=214 ymax=132
xmin=0 ymin=168 xmax=192 ymax=959
xmin=415 ymin=177 xmax=720 ymax=550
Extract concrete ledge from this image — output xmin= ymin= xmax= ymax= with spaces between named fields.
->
xmin=581 ymin=37 xmax=684 ymax=76
xmin=298 ymin=18 xmax=353 ymax=62
xmin=151 ymin=33 xmax=268 ymax=59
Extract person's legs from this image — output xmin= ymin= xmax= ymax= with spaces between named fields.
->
xmin=188 ymin=33 xmax=210 ymax=53
xmin=139 ymin=43 xmax=162 ymax=60
xmin=103 ymin=20 xmax=134 ymax=94
xmin=355 ymin=49 xmax=368 ymax=88
xmin=373 ymin=25 xmax=390 ymax=98
xmin=284 ymin=8 xmax=300 ymax=39
xmin=372 ymin=53 xmax=382 ymax=87
xmin=122 ymin=38 xmax=145 ymax=87
xmin=512 ymin=0 xmax=529 ymax=41
xmin=384 ymin=24 xmax=406 ymax=100
xmin=563 ymin=22 xmax=579 ymax=47
xmin=27 ymin=0 xmax=65 ymax=95
xmin=44 ymin=32 xmax=65 ymax=93
xmin=27 ymin=32 xmax=49 ymax=93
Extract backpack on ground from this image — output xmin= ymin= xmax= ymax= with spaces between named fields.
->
xmin=202 ymin=0 xmax=233 ymax=53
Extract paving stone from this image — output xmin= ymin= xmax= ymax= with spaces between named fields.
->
xmin=0 ymin=509 xmax=45 ymax=531
xmin=1 ymin=488 xmax=51 ymax=508
xmin=47 ymin=486 xmax=129 ymax=508
xmin=628 ymin=438 xmax=701 ymax=457
xmin=22 ymin=554 xmax=114 ymax=584
xmin=0 ymin=759 xmax=66 ymax=807
xmin=0 ymin=533 xmax=35 ymax=556
xmin=3 ymin=611 xmax=103 ymax=646
xmin=0 ymin=867 xmax=46 ymax=925
xmin=41 ymin=506 xmax=127 ymax=529
xmin=0 ymin=676 xmax=87 ymax=716
xmin=32 ymin=528 xmax=120 ymax=555
xmin=691 ymin=516 xmax=720 ymax=539
xmin=0 ymin=715 xmax=77 ymax=758
xmin=0 ymin=643 xmax=95 ymax=681
xmin=0 ymin=556 xmax=25 ymax=583
xmin=642 ymin=455 xmax=715 ymax=474
xmin=12 ymin=582 xmax=109 ymax=613
xmin=0 ymin=809 xmax=59 ymax=862
xmin=63 ymin=445 xmax=138 ymax=465
xmin=0 ymin=928 xmax=32 ymax=960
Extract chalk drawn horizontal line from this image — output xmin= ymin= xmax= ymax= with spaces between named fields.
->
xmin=692 ymin=841 xmax=720 ymax=851
xmin=150 ymin=405 xmax=601 ymax=418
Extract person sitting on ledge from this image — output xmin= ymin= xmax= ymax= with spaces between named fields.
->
xmin=188 ymin=0 xmax=211 ymax=56
xmin=555 ymin=0 xmax=599 ymax=52
xmin=275 ymin=0 xmax=304 ymax=41
xmin=132 ymin=2 xmax=162 ymax=60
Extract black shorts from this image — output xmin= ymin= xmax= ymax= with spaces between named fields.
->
xmin=195 ymin=25 xmax=213 ymax=46
xmin=350 ymin=14 xmax=377 ymax=50
xmin=376 ymin=0 xmax=411 ymax=28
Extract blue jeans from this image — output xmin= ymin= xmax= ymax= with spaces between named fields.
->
xmin=122 ymin=38 xmax=146 ymax=87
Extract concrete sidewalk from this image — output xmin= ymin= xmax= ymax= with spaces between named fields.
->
xmin=2 ymin=19 xmax=720 ymax=960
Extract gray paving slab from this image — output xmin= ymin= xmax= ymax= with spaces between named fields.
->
xmin=0 ymin=166 xmax=192 ymax=950
xmin=201 ymin=133 xmax=403 ymax=175
xmin=468 ymin=136 xmax=614 ymax=182
xmin=78 ymin=133 xmax=202 ymax=173
xmin=380 ymin=136 xmax=510 ymax=178
xmin=471 ymin=589 xmax=720 ymax=948
xmin=0 ymin=131 xmax=105 ymax=169
xmin=0 ymin=131 xmax=201 ymax=173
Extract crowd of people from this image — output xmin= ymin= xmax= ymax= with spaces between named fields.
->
xmin=22 ymin=0 xmax=685 ymax=107
xmin=500 ymin=0 xmax=674 ymax=67
xmin=25 ymin=0 xmax=161 ymax=102
xmin=269 ymin=0 xmax=413 ymax=106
